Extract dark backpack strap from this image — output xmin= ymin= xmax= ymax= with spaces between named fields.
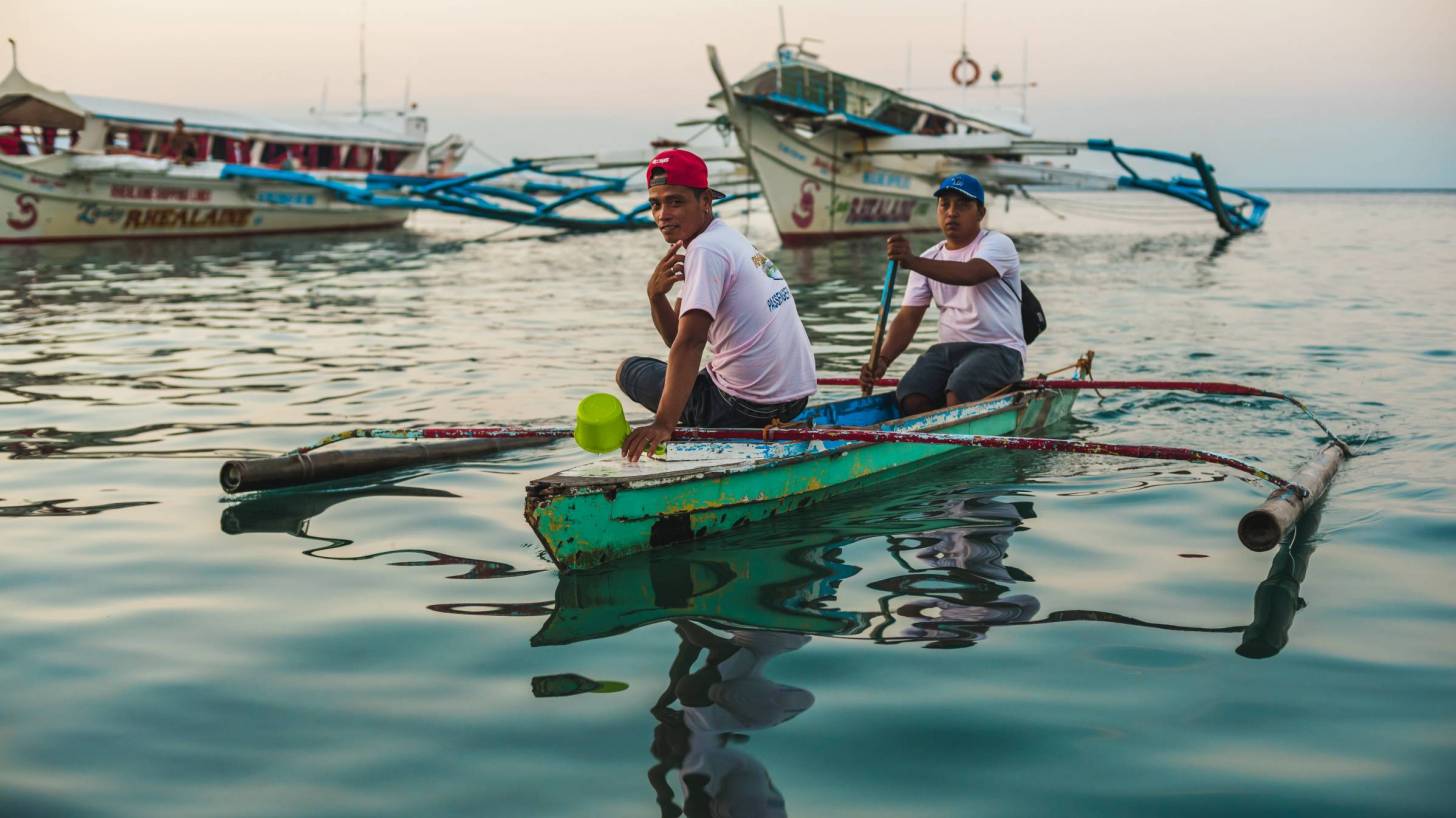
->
xmin=999 ymin=276 xmax=1021 ymax=302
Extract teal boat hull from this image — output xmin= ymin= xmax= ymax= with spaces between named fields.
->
xmin=525 ymin=384 xmax=1077 ymax=571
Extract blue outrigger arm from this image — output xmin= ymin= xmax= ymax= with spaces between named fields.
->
xmin=220 ymin=162 xmax=758 ymax=233
xmin=1085 ymin=139 xmax=1269 ymax=234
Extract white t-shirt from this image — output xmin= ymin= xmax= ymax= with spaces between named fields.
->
xmin=678 ymin=218 xmax=817 ymax=404
xmin=901 ymin=229 xmax=1026 ymax=360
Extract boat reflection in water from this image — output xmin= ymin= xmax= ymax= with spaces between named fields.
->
xmin=220 ymin=479 xmax=543 ymax=580
xmin=218 ymin=457 xmax=1325 ymax=654
xmin=518 ymin=492 xmax=1053 ymax=648
xmin=222 ymin=464 xmax=1332 ymax=815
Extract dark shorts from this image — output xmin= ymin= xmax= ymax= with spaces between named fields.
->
xmin=616 ymin=356 xmax=809 ymax=428
xmin=895 ymin=342 xmax=1024 ymax=409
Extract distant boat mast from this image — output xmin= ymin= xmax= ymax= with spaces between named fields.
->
xmin=358 ymin=1 xmax=368 ymax=120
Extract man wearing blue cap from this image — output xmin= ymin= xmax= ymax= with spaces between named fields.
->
xmin=858 ymin=174 xmax=1025 ymax=414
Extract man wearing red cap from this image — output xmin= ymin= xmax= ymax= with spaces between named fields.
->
xmin=618 ymin=149 xmax=817 ymax=461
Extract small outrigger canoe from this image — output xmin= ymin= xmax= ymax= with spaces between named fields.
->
xmin=222 ymin=353 xmax=1346 ymax=566
xmin=523 ymin=353 xmax=1089 ymax=571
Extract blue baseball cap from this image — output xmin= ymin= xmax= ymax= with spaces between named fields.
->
xmin=934 ymin=173 xmax=985 ymax=203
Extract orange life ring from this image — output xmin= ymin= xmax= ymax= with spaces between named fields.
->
xmin=950 ymin=55 xmax=981 ymax=86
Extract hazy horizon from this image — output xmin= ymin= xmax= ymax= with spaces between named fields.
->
xmin=7 ymin=0 xmax=1454 ymax=187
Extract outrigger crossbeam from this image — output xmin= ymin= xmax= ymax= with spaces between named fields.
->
xmin=1086 ymin=139 xmax=1270 ymax=234
xmin=221 ymin=160 xmax=758 ymax=233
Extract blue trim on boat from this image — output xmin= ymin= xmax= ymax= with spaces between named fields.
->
xmin=1085 ymin=139 xmax=1270 ymax=233
xmin=744 ymin=93 xmax=908 ymax=136
xmin=220 ymin=163 xmax=759 ymax=233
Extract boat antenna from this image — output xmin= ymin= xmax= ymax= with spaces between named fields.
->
xmin=960 ymin=1 xmax=969 ymax=108
xmin=7 ymin=38 xmax=15 ymax=71
xmin=775 ymin=5 xmax=786 ymax=89
xmin=358 ymin=1 xmax=368 ymax=119
xmin=1021 ymin=36 xmax=1029 ymax=122
xmin=961 ymin=1 xmax=968 ymax=56
xmin=403 ymin=75 xmax=411 ymax=114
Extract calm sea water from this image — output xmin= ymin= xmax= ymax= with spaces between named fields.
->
xmin=2 ymin=192 xmax=1453 ymax=817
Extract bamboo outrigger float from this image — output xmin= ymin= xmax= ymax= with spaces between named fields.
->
xmin=1238 ymin=442 xmax=1346 ymax=551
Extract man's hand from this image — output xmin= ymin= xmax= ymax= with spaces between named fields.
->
xmin=859 ymin=356 xmax=889 ymax=391
xmin=886 ymin=234 xmax=915 ymax=265
xmin=648 ymin=241 xmax=686 ymax=299
xmin=622 ymin=420 xmax=675 ymax=463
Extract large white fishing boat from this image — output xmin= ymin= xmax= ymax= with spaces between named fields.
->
xmin=706 ymin=40 xmax=1267 ymax=245
xmin=0 ymin=50 xmax=464 ymax=244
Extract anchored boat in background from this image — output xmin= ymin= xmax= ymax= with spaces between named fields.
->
xmin=705 ymin=38 xmax=1269 ymax=244
xmin=0 ymin=47 xmax=473 ymax=243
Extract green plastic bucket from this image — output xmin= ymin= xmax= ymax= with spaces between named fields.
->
xmin=574 ymin=393 xmax=631 ymax=454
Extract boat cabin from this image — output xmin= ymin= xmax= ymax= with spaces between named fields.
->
xmin=717 ymin=51 xmax=1035 ymax=140
xmin=0 ymin=62 xmax=432 ymax=174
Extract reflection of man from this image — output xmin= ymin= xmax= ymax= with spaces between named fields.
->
xmin=649 ymin=622 xmax=813 ymax=817
xmin=895 ymin=496 xmax=1025 ymax=583
xmin=894 ymin=593 xmax=1040 ymax=646
xmin=885 ymin=497 xmax=1041 ymax=646
xmin=901 ymin=529 xmax=1018 ymax=583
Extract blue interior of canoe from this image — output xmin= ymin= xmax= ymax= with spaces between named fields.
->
xmin=794 ymin=392 xmax=900 ymax=428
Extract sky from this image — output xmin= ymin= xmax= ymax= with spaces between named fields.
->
xmin=7 ymin=0 xmax=1455 ymax=187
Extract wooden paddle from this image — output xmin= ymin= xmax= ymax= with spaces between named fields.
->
xmin=862 ymin=259 xmax=899 ymax=397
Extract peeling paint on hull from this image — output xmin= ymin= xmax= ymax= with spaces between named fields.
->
xmin=525 ymin=387 xmax=1077 ymax=571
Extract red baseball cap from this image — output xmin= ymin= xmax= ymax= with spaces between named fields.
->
xmin=645 ymin=149 xmax=725 ymax=199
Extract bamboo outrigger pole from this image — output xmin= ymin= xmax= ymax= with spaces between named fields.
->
xmin=824 ymin=376 xmax=1351 ymax=454
xmin=219 ymin=435 xmax=554 ymax=494
xmin=1236 ymin=442 xmax=1345 ymax=552
xmin=221 ymin=423 xmax=1299 ymax=496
